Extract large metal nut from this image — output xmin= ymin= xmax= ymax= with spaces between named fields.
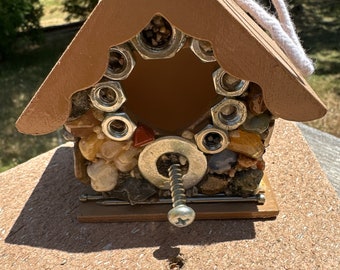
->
xmin=213 ymin=68 xmax=249 ymax=97
xmin=211 ymin=98 xmax=247 ymax=131
xmin=138 ymin=136 xmax=207 ymax=190
xmin=102 ymin=112 xmax=136 ymax=141
xmin=90 ymin=81 xmax=126 ymax=112
xmin=194 ymin=125 xmax=229 ymax=154
xmin=190 ymin=38 xmax=215 ymax=63
xmin=131 ymin=16 xmax=186 ymax=60
xmin=104 ymin=44 xmax=135 ymax=81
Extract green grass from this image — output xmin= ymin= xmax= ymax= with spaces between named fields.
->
xmin=40 ymin=0 xmax=68 ymax=27
xmin=0 ymin=28 xmax=76 ymax=172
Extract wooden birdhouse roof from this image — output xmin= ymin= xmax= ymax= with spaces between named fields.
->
xmin=16 ymin=0 xmax=326 ymax=135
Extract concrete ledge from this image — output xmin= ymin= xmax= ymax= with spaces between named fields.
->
xmin=0 ymin=120 xmax=339 ymax=269
xmin=298 ymin=123 xmax=340 ymax=196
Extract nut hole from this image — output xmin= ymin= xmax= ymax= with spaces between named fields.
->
xmin=108 ymin=119 xmax=128 ymax=139
xmin=202 ymin=132 xmax=223 ymax=152
xmin=218 ymin=104 xmax=241 ymax=125
xmin=108 ymin=50 xmax=126 ymax=74
xmin=221 ymin=73 xmax=246 ymax=92
xmin=198 ymin=40 xmax=213 ymax=56
xmin=90 ymin=82 xmax=126 ymax=112
xmin=140 ymin=16 xmax=173 ymax=50
xmin=96 ymin=86 xmax=117 ymax=107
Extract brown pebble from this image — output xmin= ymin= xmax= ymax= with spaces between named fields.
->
xmin=238 ymin=154 xmax=258 ymax=168
xmin=247 ymin=83 xmax=267 ymax=115
xmin=256 ymin=160 xmax=266 ymax=170
xmin=199 ymin=174 xmax=228 ymax=195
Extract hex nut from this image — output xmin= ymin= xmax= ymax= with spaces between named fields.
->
xmin=190 ymin=38 xmax=216 ymax=63
xmin=102 ymin=112 xmax=137 ymax=141
xmin=194 ymin=125 xmax=229 ymax=154
xmin=104 ymin=44 xmax=135 ymax=80
xmin=213 ymin=68 xmax=249 ymax=97
xmin=90 ymin=81 xmax=126 ymax=112
xmin=138 ymin=136 xmax=207 ymax=190
xmin=211 ymin=98 xmax=247 ymax=131
xmin=131 ymin=16 xmax=186 ymax=60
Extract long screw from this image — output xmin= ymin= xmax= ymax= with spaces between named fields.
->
xmin=167 ymin=163 xmax=196 ymax=227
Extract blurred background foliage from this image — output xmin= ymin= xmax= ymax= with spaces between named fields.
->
xmin=0 ymin=0 xmax=339 ymax=171
xmin=0 ymin=0 xmax=43 ymax=60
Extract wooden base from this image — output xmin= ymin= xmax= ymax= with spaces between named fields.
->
xmin=77 ymin=175 xmax=279 ymax=223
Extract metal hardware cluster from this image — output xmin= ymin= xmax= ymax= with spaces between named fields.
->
xmin=74 ymin=15 xmax=266 ymax=227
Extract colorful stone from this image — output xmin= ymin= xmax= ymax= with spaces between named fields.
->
xmin=108 ymin=177 xmax=157 ymax=204
xmin=237 ymin=154 xmax=258 ymax=169
xmin=87 ymin=159 xmax=119 ymax=192
xmin=79 ymin=133 xmax=105 ymax=161
xmin=242 ymin=113 xmax=272 ymax=134
xmin=133 ymin=124 xmax=155 ymax=147
xmin=207 ymin=149 xmax=238 ymax=174
xmin=263 ymin=120 xmax=275 ymax=147
xmin=229 ymin=169 xmax=263 ymax=196
xmin=247 ymin=84 xmax=267 ymax=115
xmin=65 ymin=109 xmax=101 ymax=138
xmin=98 ymin=140 xmax=127 ymax=161
xmin=198 ymin=174 xmax=228 ymax=195
xmin=227 ymin=129 xmax=265 ymax=159
xmin=256 ymin=160 xmax=266 ymax=171
xmin=114 ymin=145 xmax=141 ymax=172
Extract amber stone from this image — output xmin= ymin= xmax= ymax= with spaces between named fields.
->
xmin=98 ymin=140 xmax=126 ymax=161
xmin=247 ymin=84 xmax=267 ymax=115
xmin=114 ymin=146 xmax=141 ymax=172
xmin=73 ymin=140 xmax=91 ymax=185
xmin=227 ymin=129 xmax=265 ymax=159
xmin=79 ymin=133 xmax=106 ymax=161
xmin=65 ymin=109 xmax=101 ymax=138
xmin=87 ymin=159 xmax=118 ymax=192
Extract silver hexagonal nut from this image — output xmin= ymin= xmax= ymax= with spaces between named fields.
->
xmin=104 ymin=44 xmax=135 ymax=81
xmin=90 ymin=81 xmax=126 ymax=112
xmin=131 ymin=15 xmax=186 ymax=60
xmin=211 ymin=98 xmax=247 ymax=131
xmin=102 ymin=112 xmax=137 ymax=141
xmin=190 ymin=38 xmax=216 ymax=63
xmin=194 ymin=125 xmax=229 ymax=154
xmin=213 ymin=68 xmax=249 ymax=97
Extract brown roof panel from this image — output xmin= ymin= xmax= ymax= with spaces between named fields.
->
xmin=16 ymin=0 xmax=326 ymax=135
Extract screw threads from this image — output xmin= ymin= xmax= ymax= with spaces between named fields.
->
xmin=168 ymin=164 xmax=186 ymax=207
xmin=167 ymin=163 xmax=196 ymax=227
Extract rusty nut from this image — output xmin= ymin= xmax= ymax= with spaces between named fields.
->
xmin=102 ymin=112 xmax=136 ymax=141
xmin=190 ymin=38 xmax=215 ymax=63
xmin=194 ymin=125 xmax=229 ymax=154
xmin=90 ymin=81 xmax=126 ymax=113
xmin=213 ymin=68 xmax=249 ymax=97
xmin=104 ymin=44 xmax=135 ymax=81
xmin=131 ymin=15 xmax=186 ymax=60
xmin=211 ymin=98 xmax=247 ymax=131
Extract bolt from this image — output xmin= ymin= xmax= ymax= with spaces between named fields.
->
xmin=167 ymin=164 xmax=196 ymax=227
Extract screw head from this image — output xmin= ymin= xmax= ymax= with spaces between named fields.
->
xmin=168 ymin=205 xmax=196 ymax=227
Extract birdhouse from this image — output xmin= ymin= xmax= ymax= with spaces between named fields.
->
xmin=16 ymin=0 xmax=326 ymax=227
